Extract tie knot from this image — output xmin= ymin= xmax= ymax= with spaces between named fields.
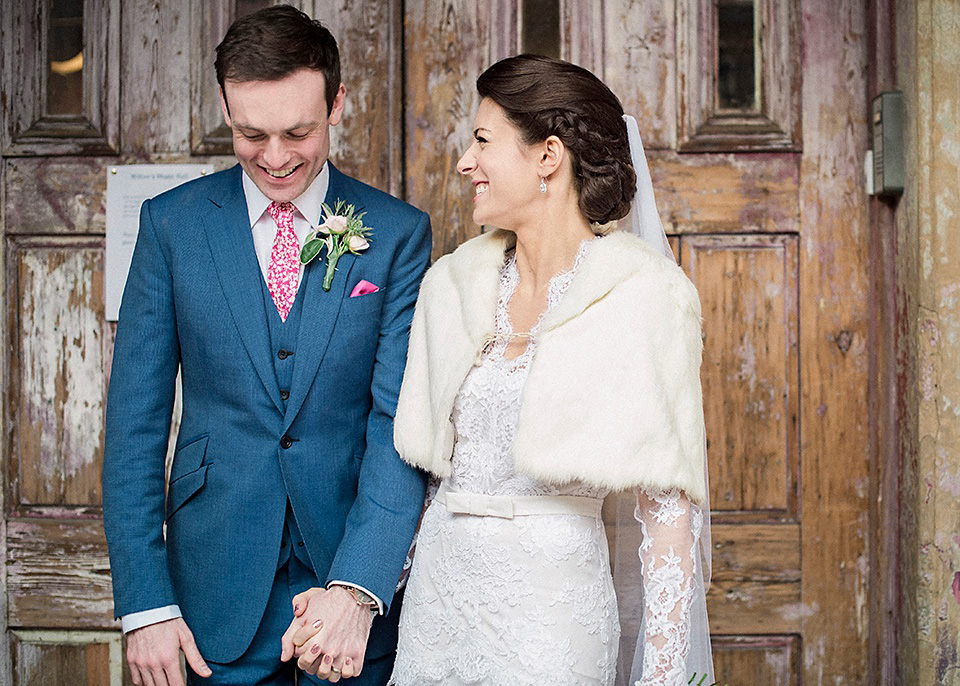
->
xmin=268 ymin=201 xmax=295 ymax=226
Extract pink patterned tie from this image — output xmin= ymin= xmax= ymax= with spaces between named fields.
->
xmin=266 ymin=201 xmax=299 ymax=321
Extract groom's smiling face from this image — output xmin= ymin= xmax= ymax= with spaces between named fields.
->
xmin=220 ymin=68 xmax=346 ymax=203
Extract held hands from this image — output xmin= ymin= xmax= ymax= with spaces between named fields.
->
xmin=126 ymin=618 xmax=212 ymax=686
xmin=280 ymin=586 xmax=373 ymax=682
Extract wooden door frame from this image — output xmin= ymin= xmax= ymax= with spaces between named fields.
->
xmin=0 ymin=106 xmax=13 ymax=686
xmin=867 ymin=0 xmax=910 ymax=683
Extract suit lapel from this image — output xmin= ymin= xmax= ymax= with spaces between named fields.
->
xmin=202 ymin=166 xmax=283 ymax=412
xmin=283 ymin=164 xmax=356 ymax=429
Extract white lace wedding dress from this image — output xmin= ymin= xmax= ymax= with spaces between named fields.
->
xmin=391 ymin=242 xmax=706 ymax=686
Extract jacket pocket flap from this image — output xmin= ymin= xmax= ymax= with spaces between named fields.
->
xmin=165 ymin=464 xmax=208 ymax=519
xmin=170 ymin=435 xmax=209 ymax=482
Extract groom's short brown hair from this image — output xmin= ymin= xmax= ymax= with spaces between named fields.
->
xmin=215 ymin=4 xmax=341 ymax=115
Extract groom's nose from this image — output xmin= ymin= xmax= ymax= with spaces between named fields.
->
xmin=262 ymin=136 xmax=291 ymax=169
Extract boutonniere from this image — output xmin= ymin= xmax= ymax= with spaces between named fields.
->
xmin=300 ymin=200 xmax=373 ymax=291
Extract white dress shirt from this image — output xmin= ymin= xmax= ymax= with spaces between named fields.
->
xmin=245 ymin=164 xmax=328 ymax=282
xmin=121 ymin=165 xmax=383 ymax=633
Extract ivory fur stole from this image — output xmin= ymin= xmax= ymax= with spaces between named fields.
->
xmin=394 ymin=229 xmax=707 ymax=505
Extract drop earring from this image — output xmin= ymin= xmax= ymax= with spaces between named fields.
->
xmin=539 ymin=176 xmax=547 ymax=193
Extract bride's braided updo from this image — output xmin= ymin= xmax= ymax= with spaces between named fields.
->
xmin=476 ymin=54 xmax=636 ymax=225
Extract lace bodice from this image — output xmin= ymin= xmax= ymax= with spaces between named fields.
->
xmin=449 ymin=240 xmax=605 ymax=499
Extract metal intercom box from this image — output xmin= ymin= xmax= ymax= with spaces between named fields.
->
xmin=871 ymin=91 xmax=904 ymax=196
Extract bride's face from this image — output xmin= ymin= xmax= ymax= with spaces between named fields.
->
xmin=456 ymin=98 xmax=543 ymax=230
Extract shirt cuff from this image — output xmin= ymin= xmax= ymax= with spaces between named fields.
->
xmin=120 ymin=605 xmax=183 ymax=633
xmin=326 ymin=581 xmax=385 ymax=615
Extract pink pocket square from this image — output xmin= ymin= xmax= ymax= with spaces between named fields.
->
xmin=350 ymin=280 xmax=380 ymax=297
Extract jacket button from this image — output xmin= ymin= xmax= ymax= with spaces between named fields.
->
xmin=277 ymin=349 xmax=290 ymax=360
xmin=280 ymin=435 xmax=294 ymax=449
xmin=280 ymin=389 xmax=290 ymax=401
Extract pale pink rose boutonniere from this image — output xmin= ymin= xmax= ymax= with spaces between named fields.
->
xmin=300 ymin=200 xmax=373 ymax=291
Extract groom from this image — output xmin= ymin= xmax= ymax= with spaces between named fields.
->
xmin=102 ymin=6 xmax=429 ymax=685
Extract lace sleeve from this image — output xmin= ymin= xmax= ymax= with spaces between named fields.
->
xmin=631 ymin=487 xmax=711 ymax=686
xmin=396 ymin=477 xmax=441 ymax=592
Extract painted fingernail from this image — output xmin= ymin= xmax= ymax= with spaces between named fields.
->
xmin=323 ymin=654 xmax=332 ymax=664
xmin=345 ymin=658 xmax=352 ymax=666
xmin=311 ymin=644 xmax=320 ymax=654
xmin=312 ymin=618 xmax=323 ymax=629
xmin=294 ymin=603 xmax=300 ymax=613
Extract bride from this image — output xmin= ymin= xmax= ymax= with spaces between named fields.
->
xmin=388 ymin=54 xmax=713 ymax=685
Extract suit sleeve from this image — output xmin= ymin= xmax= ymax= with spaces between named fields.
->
xmin=324 ymin=210 xmax=431 ymax=612
xmin=102 ymin=198 xmax=181 ymax=618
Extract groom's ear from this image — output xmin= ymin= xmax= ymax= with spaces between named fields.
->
xmin=327 ymin=82 xmax=347 ymax=127
xmin=219 ymin=86 xmax=233 ymax=127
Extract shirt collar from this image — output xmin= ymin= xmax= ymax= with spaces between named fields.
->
xmin=241 ymin=163 xmax=330 ymax=228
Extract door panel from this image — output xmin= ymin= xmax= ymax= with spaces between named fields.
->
xmin=686 ymin=234 xmax=799 ymax=518
xmin=3 ymin=159 xmax=109 ymax=236
xmin=652 ymin=152 xmax=801 ymax=234
xmin=602 ymin=0 xmax=677 ymax=149
xmin=9 ymin=239 xmax=107 ymax=512
xmin=7 ymin=520 xmax=113 ymax=629
xmin=11 ymin=631 xmax=122 ymax=686
xmin=711 ymin=635 xmax=801 ymax=686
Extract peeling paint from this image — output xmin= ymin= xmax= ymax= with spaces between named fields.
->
xmin=938 ymin=464 xmax=960 ymax=497
xmin=777 ymin=601 xmax=817 ymax=621
xmin=733 ymin=334 xmax=758 ymax=391
xmin=855 ymin=554 xmax=868 ymax=640
xmin=19 ymin=246 xmax=105 ymax=505
xmin=919 ymin=315 xmax=942 ymax=402
xmin=803 ymin=635 xmax=826 ymax=684
xmin=854 ymin=477 xmax=868 ymax=499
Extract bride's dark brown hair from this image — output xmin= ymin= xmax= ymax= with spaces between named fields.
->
xmin=476 ymin=54 xmax=637 ymax=224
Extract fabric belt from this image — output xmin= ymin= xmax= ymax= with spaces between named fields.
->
xmin=435 ymin=482 xmax=603 ymax=520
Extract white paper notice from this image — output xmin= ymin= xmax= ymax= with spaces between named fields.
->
xmin=105 ymin=164 xmax=213 ymax=321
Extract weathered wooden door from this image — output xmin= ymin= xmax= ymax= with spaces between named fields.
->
xmin=0 ymin=0 xmax=871 ymax=684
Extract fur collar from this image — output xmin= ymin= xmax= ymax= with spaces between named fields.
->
xmin=435 ymin=228 xmax=680 ymax=337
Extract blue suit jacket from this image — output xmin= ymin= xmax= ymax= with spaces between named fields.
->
xmin=102 ymin=163 xmax=430 ymax=663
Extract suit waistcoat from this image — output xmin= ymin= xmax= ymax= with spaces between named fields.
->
xmin=260 ymin=269 xmax=314 ymax=568
xmin=260 ymin=267 xmax=308 ymax=407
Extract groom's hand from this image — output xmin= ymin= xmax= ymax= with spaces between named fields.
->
xmin=280 ymin=586 xmax=372 ymax=681
xmin=126 ymin=617 xmax=212 ymax=686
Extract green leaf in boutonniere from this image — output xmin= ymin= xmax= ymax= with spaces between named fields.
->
xmin=299 ymin=200 xmax=373 ymax=291
xmin=300 ymin=236 xmax=328 ymax=265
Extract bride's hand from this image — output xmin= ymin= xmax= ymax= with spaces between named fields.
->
xmin=281 ymin=586 xmax=372 ymax=681
xmin=280 ymin=587 xmax=325 ymax=648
